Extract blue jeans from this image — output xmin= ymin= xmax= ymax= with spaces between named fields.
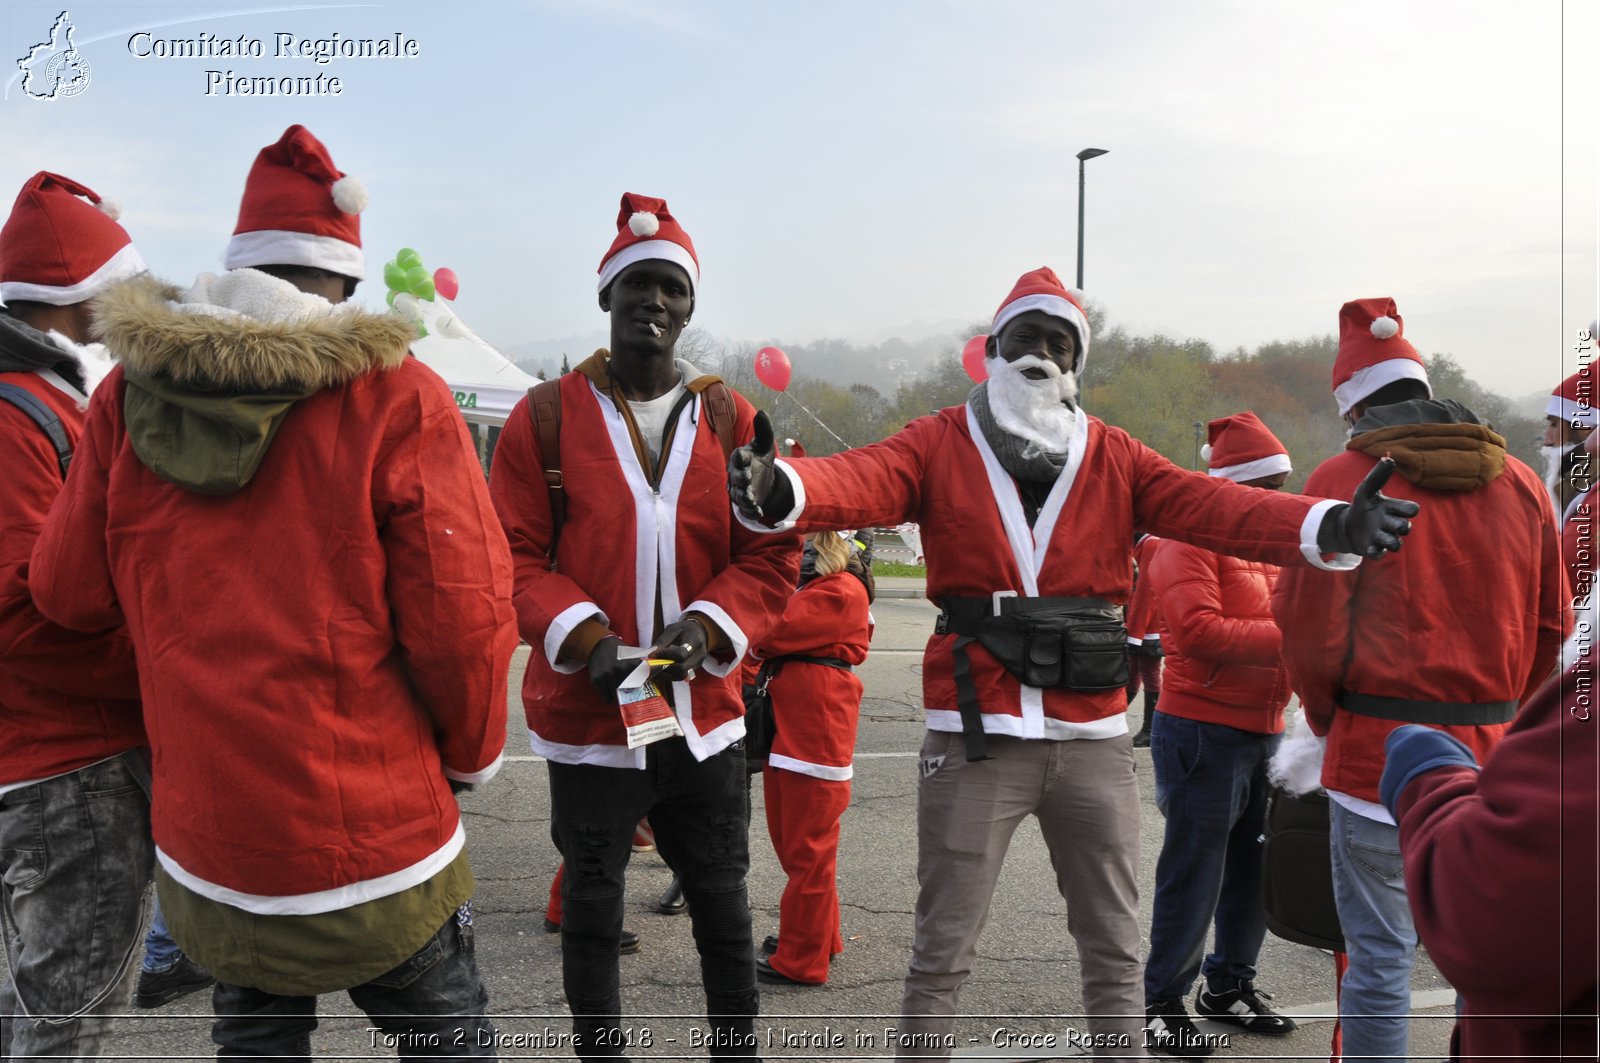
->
xmin=0 ymin=749 xmax=154 ymax=1058
xmin=548 ymin=736 xmax=757 ymax=1062
xmin=1144 ymin=712 xmax=1278 ymax=1003
xmin=1329 ymin=800 xmax=1415 ymax=1062
xmin=142 ymin=895 xmax=183 ymax=973
xmin=212 ymin=907 xmax=494 ymax=1061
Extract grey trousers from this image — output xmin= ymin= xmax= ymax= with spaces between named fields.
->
xmin=896 ymin=731 xmax=1146 ymax=1059
xmin=0 ymin=749 xmax=154 ymax=1060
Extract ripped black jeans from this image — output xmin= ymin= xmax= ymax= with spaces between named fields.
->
xmin=548 ymin=738 xmax=756 ymax=1062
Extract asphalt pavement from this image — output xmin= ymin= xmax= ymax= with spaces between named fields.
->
xmin=67 ymin=589 xmax=1455 ymax=1061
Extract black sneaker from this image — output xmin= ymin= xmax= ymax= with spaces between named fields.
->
xmin=134 ymin=955 xmax=215 ymax=1009
xmin=1195 ymin=982 xmax=1297 ymax=1035
xmin=1144 ymin=1000 xmax=1215 ymax=1058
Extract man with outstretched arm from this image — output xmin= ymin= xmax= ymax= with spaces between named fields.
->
xmin=727 ymin=266 xmax=1417 ymax=1059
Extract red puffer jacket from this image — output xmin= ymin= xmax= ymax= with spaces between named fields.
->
xmin=1144 ymin=538 xmax=1290 ymax=734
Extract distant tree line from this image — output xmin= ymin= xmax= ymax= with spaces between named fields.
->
xmin=527 ymin=303 xmax=1541 ymax=491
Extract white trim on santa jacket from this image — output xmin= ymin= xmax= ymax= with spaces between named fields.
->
xmin=156 ymin=823 xmax=466 ymax=916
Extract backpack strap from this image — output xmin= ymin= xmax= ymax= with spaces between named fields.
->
xmin=0 ymin=381 xmax=72 ymax=479
xmin=700 ymin=380 xmax=738 ymax=461
xmin=526 ymin=378 xmax=564 ymax=554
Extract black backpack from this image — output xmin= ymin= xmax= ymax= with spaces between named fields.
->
xmin=0 ymin=381 xmax=72 ymax=478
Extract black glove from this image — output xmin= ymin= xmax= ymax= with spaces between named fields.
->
xmin=448 ymin=779 xmax=475 ymax=796
xmin=587 ymin=635 xmax=636 ymax=704
xmin=649 ymin=617 xmax=711 ymax=683
xmin=1316 ymin=457 xmax=1420 ymax=559
xmin=727 ymin=411 xmax=794 ymax=521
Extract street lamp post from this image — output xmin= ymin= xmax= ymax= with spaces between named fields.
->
xmin=1193 ymin=420 xmax=1205 ymax=470
xmin=1075 ymin=148 xmax=1109 ymax=291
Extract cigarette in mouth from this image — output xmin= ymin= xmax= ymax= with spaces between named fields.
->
xmin=649 ymin=323 xmax=662 ymax=337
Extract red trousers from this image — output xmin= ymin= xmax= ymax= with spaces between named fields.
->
xmin=763 ymin=766 xmax=851 ymax=983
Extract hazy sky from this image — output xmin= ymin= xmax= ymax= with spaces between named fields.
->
xmin=3 ymin=0 xmax=1595 ymax=401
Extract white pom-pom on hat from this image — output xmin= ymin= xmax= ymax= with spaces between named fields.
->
xmin=628 ymin=211 xmax=660 ymax=237
xmin=1200 ymin=443 xmax=1213 ymax=462
xmin=1371 ymin=315 xmax=1399 ymax=340
xmin=331 ymin=175 xmax=368 ymax=214
xmin=784 ymin=438 xmax=795 ymax=447
xmin=96 ymin=198 xmax=122 ymax=221
xmin=1067 ymin=287 xmax=1086 ymax=302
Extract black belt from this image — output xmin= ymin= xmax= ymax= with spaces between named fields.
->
xmin=1340 ymin=690 xmax=1517 ymax=726
xmin=937 ymin=594 xmax=1129 ymax=762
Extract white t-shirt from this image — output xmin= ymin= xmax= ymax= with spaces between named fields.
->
xmin=628 ymin=378 xmax=688 ymax=466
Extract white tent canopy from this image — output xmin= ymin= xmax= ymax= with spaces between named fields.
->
xmin=407 ymin=297 xmax=538 ymax=427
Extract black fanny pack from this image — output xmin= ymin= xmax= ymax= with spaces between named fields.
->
xmin=938 ymin=593 xmax=1130 ymax=691
xmin=936 ymin=594 xmax=1130 ymax=761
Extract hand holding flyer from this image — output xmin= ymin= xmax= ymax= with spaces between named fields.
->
xmin=614 ymin=646 xmax=685 ymax=749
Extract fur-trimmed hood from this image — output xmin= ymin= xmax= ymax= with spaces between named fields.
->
xmin=1347 ymin=397 xmax=1506 ymax=492
xmin=93 ymin=272 xmax=415 ymax=496
xmin=94 ymin=273 xmax=412 ymax=391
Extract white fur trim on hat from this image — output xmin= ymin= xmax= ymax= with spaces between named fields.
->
xmin=330 ymin=175 xmax=368 ymax=214
xmin=596 ymin=239 xmax=699 ymax=294
xmin=1208 ymin=452 xmax=1293 ymax=483
xmin=0 ymin=242 xmax=147 ymax=306
xmin=991 ymin=293 xmax=1092 ymax=363
xmin=1334 ymin=358 xmax=1431 ymax=417
xmin=224 ymin=228 xmax=365 ymax=280
xmin=1548 ymin=393 xmax=1599 ymax=429
xmin=629 ymin=211 xmax=660 ymax=237
xmin=1370 ymin=315 xmax=1399 ymax=340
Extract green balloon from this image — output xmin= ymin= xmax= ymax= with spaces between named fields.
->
xmin=396 ymin=247 xmax=421 ymax=268
xmin=383 ymin=262 xmax=406 ymax=291
xmin=385 ymin=289 xmax=397 ymax=307
xmin=414 ymin=278 xmax=435 ymax=301
xmin=404 ymin=265 xmax=430 ymax=292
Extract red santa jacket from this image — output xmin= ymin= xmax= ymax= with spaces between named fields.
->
xmin=1273 ymin=404 xmax=1568 ymax=804
xmin=0 ymin=365 xmax=143 ymax=788
xmin=1394 ymin=649 xmax=1597 ymax=1061
xmin=490 ymin=357 xmax=799 ymax=766
xmin=29 ymin=277 xmax=514 ymax=912
xmin=1145 ymin=538 xmax=1290 ymax=734
xmin=765 ymin=404 xmax=1348 ymax=740
xmin=754 ymin=569 xmax=872 ymax=780
xmin=1126 ymin=534 xmax=1164 ymax=645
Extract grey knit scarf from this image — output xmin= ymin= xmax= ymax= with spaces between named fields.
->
xmin=968 ymin=382 xmax=1069 ymax=484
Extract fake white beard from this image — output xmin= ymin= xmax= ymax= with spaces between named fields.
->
xmin=1544 ymin=442 xmax=1578 ymax=491
xmin=985 ymin=353 xmax=1078 ymax=458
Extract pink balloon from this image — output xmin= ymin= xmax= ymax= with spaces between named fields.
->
xmin=962 ymin=335 xmax=990 ymax=383
xmin=754 ymin=346 xmax=792 ymax=392
xmin=433 ymin=267 xmax=460 ymax=301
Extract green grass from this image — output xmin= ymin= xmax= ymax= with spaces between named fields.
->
xmin=874 ymin=561 xmax=926 ymax=578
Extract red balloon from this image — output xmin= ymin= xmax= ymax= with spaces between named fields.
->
xmin=754 ymin=346 xmax=792 ymax=391
xmin=962 ymin=334 xmax=990 ymax=383
xmin=433 ymin=267 xmax=460 ymax=301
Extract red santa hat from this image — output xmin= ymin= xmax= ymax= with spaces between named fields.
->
xmin=597 ymin=193 xmax=699 ymax=294
xmin=1201 ymin=411 xmax=1292 ymax=482
xmin=1549 ymin=365 xmax=1598 ymax=430
xmin=991 ymin=267 xmax=1092 ymax=367
xmin=0 ymin=172 xmax=145 ymax=305
xmin=1331 ymin=297 xmax=1431 ymax=416
xmin=224 ymin=125 xmax=367 ymax=280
